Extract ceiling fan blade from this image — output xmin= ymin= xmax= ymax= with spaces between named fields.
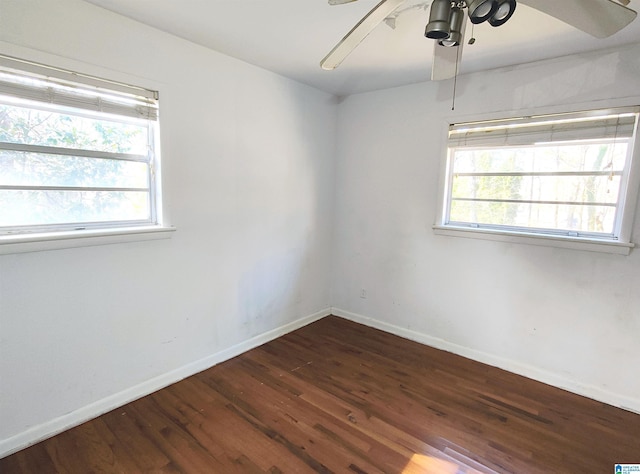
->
xmin=520 ymin=0 xmax=637 ymax=38
xmin=321 ymin=0 xmax=406 ymax=70
xmin=431 ymin=18 xmax=466 ymax=81
xmin=329 ymin=0 xmax=359 ymax=4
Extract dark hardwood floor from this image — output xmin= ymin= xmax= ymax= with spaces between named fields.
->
xmin=2 ymin=316 xmax=639 ymax=473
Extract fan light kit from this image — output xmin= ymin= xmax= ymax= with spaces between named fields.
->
xmin=321 ymin=0 xmax=637 ymax=81
xmin=426 ymin=0 xmax=516 ymax=46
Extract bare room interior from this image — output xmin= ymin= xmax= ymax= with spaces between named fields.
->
xmin=1 ymin=0 xmax=640 ymax=472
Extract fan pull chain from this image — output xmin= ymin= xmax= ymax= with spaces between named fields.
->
xmin=452 ymin=22 xmax=476 ymax=110
xmin=468 ymin=23 xmax=476 ymax=44
xmin=451 ymin=41 xmax=462 ymax=110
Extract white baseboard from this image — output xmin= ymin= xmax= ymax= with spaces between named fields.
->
xmin=331 ymin=307 xmax=640 ymax=415
xmin=0 ymin=307 xmax=331 ymax=459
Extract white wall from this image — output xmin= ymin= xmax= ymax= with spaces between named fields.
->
xmin=0 ymin=0 xmax=336 ymax=455
xmin=332 ymin=42 xmax=640 ymax=413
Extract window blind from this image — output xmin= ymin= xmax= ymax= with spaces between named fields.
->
xmin=449 ymin=108 xmax=639 ymax=148
xmin=0 ymin=55 xmax=158 ymax=121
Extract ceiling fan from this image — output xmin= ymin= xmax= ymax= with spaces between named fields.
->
xmin=320 ymin=0 xmax=638 ymax=81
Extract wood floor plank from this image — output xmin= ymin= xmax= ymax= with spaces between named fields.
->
xmin=2 ymin=315 xmax=639 ymax=473
xmin=0 ymin=442 xmax=57 ymax=474
xmin=101 ymin=407 xmax=173 ymax=472
xmin=174 ymin=377 xmax=315 ymax=473
xmin=43 ymin=419 xmax=139 ymax=474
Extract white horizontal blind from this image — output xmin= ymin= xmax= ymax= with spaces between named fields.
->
xmin=449 ymin=108 xmax=638 ymax=148
xmin=0 ymin=55 xmax=158 ymax=120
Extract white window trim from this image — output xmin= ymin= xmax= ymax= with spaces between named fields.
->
xmin=434 ymin=101 xmax=640 ymax=255
xmin=433 ymin=224 xmax=634 ymax=255
xmin=0 ymin=225 xmax=175 ymax=255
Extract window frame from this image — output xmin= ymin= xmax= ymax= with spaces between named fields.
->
xmin=0 ymin=55 xmax=173 ymax=253
xmin=434 ymin=105 xmax=640 ymax=255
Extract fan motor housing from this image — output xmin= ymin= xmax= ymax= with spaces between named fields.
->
xmin=425 ymin=0 xmax=453 ymax=39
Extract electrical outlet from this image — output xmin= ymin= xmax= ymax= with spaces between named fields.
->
xmin=360 ymin=289 xmax=367 ymax=299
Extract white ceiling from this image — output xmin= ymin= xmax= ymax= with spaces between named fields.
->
xmin=84 ymin=0 xmax=640 ymax=96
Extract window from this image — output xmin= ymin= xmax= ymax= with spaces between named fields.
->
xmin=436 ymin=107 xmax=640 ymax=254
xmin=0 ymin=55 xmax=162 ymax=240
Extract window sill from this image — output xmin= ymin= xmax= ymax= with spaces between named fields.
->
xmin=433 ymin=225 xmax=634 ymax=256
xmin=0 ymin=225 xmax=176 ymax=255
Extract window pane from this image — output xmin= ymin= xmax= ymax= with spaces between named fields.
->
xmin=0 ymin=60 xmax=160 ymax=236
xmin=448 ymin=140 xmax=630 ymax=236
xmin=444 ymin=109 xmax=639 ymax=242
xmin=0 ymin=151 xmax=149 ymax=188
xmin=452 ymin=175 xmax=621 ymax=205
xmin=0 ymin=190 xmax=150 ymax=227
xmin=450 ymin=200 xmax=616 ymax=234
xmin=452 ymin=143 xmax=628 ymax=174
xmin=0 ymin=102 xmax=149 ymax=154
